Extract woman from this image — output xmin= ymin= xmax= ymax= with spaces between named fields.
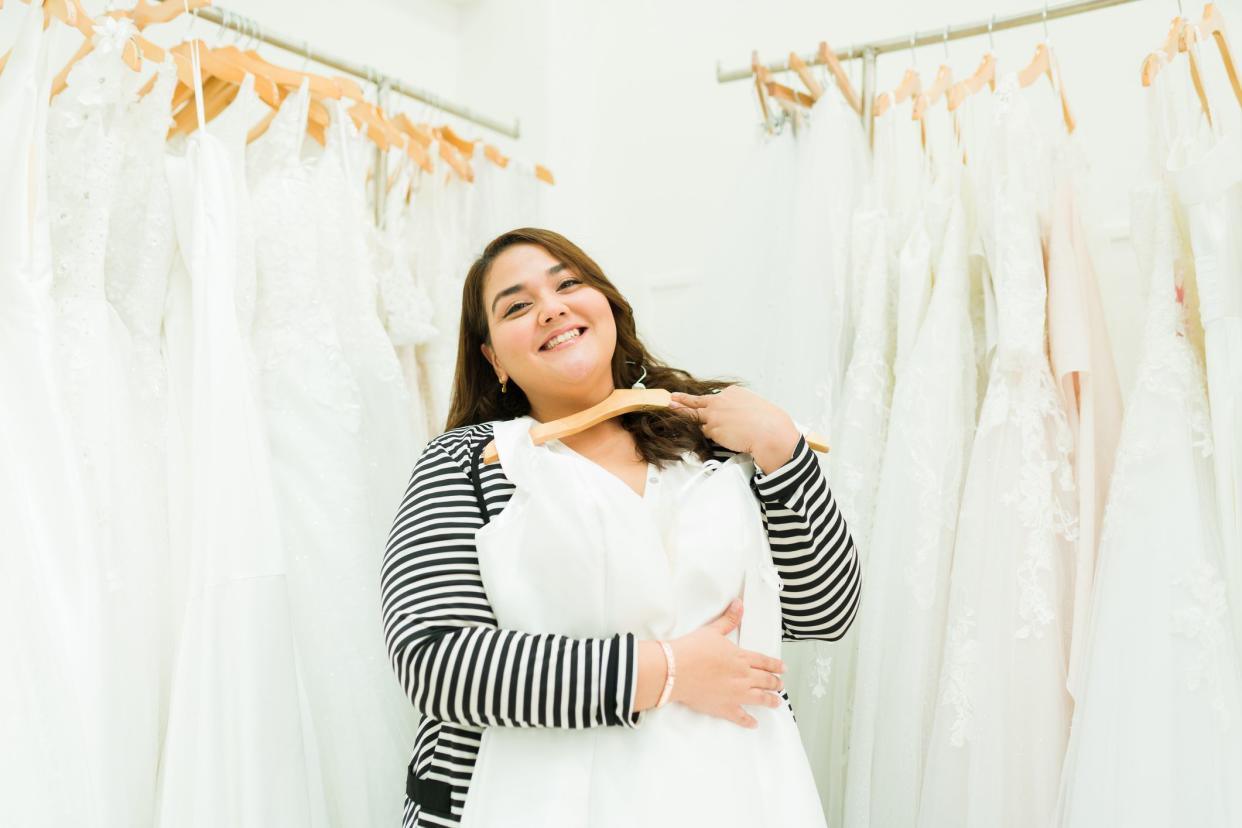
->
xmin=381 ymin=228 xmax=861 ymax=827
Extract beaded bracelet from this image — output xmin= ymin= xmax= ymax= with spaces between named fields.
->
xmin=655 ymin=640 xmax=676 ymax=709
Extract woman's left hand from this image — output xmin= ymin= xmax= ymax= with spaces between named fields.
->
xmin=669 ymin=386 xmax=802 ymax=475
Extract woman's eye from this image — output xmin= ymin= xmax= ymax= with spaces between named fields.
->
xmin=558 ymin=278 xmax=581 ymax=290
xmin=503 ymin=302 xmax=529 ymax=317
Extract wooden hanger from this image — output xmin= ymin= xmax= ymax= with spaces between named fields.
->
xmin=817 ymin=41 xmax=862 ymax=113
xmin=1019 ymin=42 xmax=1076 ymax=133
xmin=913 ymin=64 xmax=953 ymax=120
xmin=1178 ymin=19 xmax=1216 ymax=126
xmin=754 ymin=62 xmax=812 ymax=112
xmin=436 ymin=138 xmax=474 ymax=182
xmin=751 ymin=51 xmax=772 ymax=125
xmin=1200 ymin=3 xmax=1242 ymax=107
xmin=128 ymin=0 xmax=210 ymax=28
xmin=480 ymin=388 xmax=831 ymax=464
xmin=788 ymin=52 xmax=824 ymax=101
xmin=484 ymin=144 xmax=510 ymax=168
xmin=948 ymin=52 xmax=995 ymax=111
xmin=1142 ymin=16 xmax=1186 ymax=85
xmin=872 ymin=90 xmax=892 ymax=118
xmin=892 ymin=67 xmax=922 ymax=104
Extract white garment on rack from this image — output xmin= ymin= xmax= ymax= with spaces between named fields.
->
xmin=844 ymin=166 xmax=977 ymax=828
xmin=250 ymin=83 xmax=417 ymax=826
xmin=375 ymin=154 xmax=437 ymax=452
xmin=311 ymin=101 xmax=415 ymax=549
xmin=459 ymin=416 xmax=826 ymax=828
xmin=917 ymin=75 xmax=1077 ymax=828
xmin=156 ymin=68 xmax=329 ymax=828
xmin=47 ymin=25 xmax=168 ymax=826
xmin=0 ymin=4 xmax=105 ymax=824
xmin=779 ymin=90 xmax=879 ymax=828
xmin=1170 ymin=109 xmax=1242 ymax=661
xmin=1055 ymin=67 xmax=1242 ymax=826
xmin=104 ymin=57 xmax=179 ymax=730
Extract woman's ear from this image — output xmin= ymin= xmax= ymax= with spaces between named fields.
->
xmin=480 ymin=342 xmax=505 ymax=382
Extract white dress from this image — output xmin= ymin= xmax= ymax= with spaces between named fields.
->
xmin=312 ymin=101 xmax=416 ymax=538
xmin=1169 ymin=85 xmax=1242 ymax=660
xmin=250 ymin=83 xmax=416 ymax=826
xmin=1054 ymin=66 xmax=1242 ymax=827
xmin=46 ymin=22 xmax=162 ymax=827
xmin=105 ymin=58 xmax=179 ymax=717
xmin=375 ymin=155 xmax=437 ymax=452
xmin=0 ymin=4 xmax=106 ymax=823
xmin=844 ymin=165 xmax=977 ymax=828
xmin=459 ymin=417 xmax=826 ymax=828
xmin=917 ymin=75 xmax=1077 ymax=828
xmin=156 ymin=68 xmax=329 ymax=828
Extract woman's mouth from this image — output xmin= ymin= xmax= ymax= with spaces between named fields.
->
xmin=540 ymin=327 xmax=587 ymax=352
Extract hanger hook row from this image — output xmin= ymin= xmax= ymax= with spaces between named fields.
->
xmin=1043 ymin=1 xmax=1050 ymax=41
xmin=988 ymin=12 xmax=996 ymax=51
xmin=942 ymin=23 xmax=950 ymax=59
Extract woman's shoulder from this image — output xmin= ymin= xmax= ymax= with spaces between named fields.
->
xmin=422 ymin=420 xmax=502 ymax=475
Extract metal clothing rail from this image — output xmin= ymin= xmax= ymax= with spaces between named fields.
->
xmin=196 ymin=5 xmax=521 ymax=139
xmin=715 ymin=0 xmax=1141 ymax=83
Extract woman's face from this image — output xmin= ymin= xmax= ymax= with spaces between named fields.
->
xmin=481 ymin=243 xmax=618 ymax=420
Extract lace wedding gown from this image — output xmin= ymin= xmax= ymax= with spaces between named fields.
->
xmin=1054 ymin=64 xmax=1242 ymax=827
xmin=105 ymin=59 xmax=179 ymax=723
xmin=844 ymin=148 xmax=978 ymax=828
xmin=47 ymin=24 xmax=163 ymax=827
xmin=917 ymin=76 xmax=1077 ymax=828
xmin=250 ymin=83 xmax=417 ymax=826
xmin=311 ymin=101 xmax=415 ymax=550
xmin=779 ymin=87 xmax=879 ymax=824
xmin=0 ymin=4 xmax=105 ymax=823
xmin=157 ymin=71 xmax=328 ymax=827
xmin=375 ymin=155 xmax=437 ymax=451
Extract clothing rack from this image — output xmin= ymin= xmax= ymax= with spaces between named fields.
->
xmin=715 ymin=0 xmax=1141 ymax=137
xmin=193 ymin=3 xmax=522 ymax=225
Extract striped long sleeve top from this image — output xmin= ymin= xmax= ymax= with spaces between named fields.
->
xmin=381 ymin=420 xmax=861 ymax=827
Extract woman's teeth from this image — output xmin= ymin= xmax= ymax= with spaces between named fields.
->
xmin=542 ymin=328 xmax=582 ymax=350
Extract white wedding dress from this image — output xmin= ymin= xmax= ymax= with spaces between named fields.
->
xmin=1054 ymin=64 xmax=1242 ymax=827
xmin=250 ymin=83 xmax=417 ymax=826
xmin=312 ymin=102 xmax=416 ymax=534
xmin=844 ymin=156 xmax=978 ymax=828
xmin=1167 ymin=56 xmax=1242 ymax=659
xmin=777 ymin=92 xmax=875 ymax=827
xmin=0 ymin=4 xmax=106 ymax=823
xmin=917 ymin=75 xmax=1077 ymax=828
xmin=105 ymin=58 xmax=179 ymax=727
xmin=46 ymin=23 xmax=163 ymax=827
xmin=156 ymin=67 xmax=329 ymax=828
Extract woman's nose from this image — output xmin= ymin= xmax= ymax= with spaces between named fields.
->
xmin=539 ymin=298 xmax=569 ymax=325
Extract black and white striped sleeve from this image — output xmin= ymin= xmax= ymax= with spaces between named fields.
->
xmin=750 ymin=434 xmax=862 ymax=641
xmin=381 ymin=436 xmax=643 ymax=730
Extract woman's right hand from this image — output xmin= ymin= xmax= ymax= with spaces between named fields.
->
xmin=635 ymin=599 xmax=786 ymax=728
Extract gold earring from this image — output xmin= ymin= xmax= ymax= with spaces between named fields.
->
xmin=500 ymin=378 xmax=508 ymax=394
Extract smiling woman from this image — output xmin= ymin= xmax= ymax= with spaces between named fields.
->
xmin=380 ymin=228 xmax=861 ymax=828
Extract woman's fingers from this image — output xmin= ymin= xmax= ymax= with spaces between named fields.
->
xmin=730 ymin=707 xmax=759 ymax=729
xmin=669 ymin=391 xmax=712 ymax=409
xmin=749 ymin=669 xmax=783 ymax=692
xmin=743 ymin=650 xmax=785 ymax=674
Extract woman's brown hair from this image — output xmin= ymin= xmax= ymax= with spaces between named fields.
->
xmin=444 ymin=228 xmax=738 ymax=466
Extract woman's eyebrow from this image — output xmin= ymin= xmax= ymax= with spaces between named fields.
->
xmin=489 ymin=263 xmax=569 ymax=314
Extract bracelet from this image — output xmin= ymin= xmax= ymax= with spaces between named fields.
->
xmin=655 ymin=640 xmax=676 ymax=709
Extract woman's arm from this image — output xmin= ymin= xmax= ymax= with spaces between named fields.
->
xmin=750 ymin=433 xmax=862 ymax=642
xmin=381 ymin=437 xmax=643 ymax=730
